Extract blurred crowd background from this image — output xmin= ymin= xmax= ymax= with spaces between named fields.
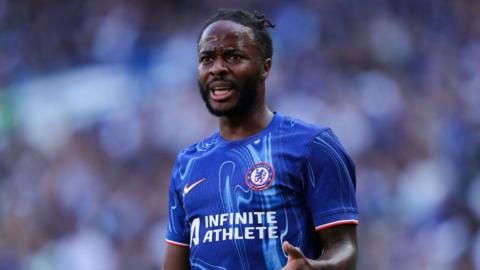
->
xmin=0 ymin=0 xmax=479 ymax=269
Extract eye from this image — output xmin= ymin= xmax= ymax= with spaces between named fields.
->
xmin=199 ymin=56 xmax=213 ymax=64
xmin=227 ymin=55 xmax=242 ymax=61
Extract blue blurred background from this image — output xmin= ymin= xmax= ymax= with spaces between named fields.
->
xmin=0 ymin=0 xmax=479 ymax=269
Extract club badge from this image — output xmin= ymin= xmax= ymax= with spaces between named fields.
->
xmin=245 ymin=162 xmax=275 ymax=190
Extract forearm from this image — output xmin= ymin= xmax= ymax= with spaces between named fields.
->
xmin=163 ymin=245 xmax=190 ymax=270
xmin=308 ymin=224 xmax=358 ymax=270
xmin=308 ymin=239 xmax=357 ymax=270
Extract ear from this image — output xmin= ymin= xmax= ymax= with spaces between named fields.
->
xmin=261 ymin=58 xmax=272 ymax=81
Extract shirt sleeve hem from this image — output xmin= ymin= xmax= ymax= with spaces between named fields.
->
xmin=315 ymin=219 xmax=359 ymax=231
xmin=165 ymin=239 xmax=190 ymax=248
xmin=313 ymin=210 xmax=358 ymax=230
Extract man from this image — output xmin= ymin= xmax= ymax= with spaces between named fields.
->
xmin=164 ymin=9 xmax=358 ymax=270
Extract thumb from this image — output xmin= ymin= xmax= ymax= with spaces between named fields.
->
xmin=282 ymin=241 xmax=304 ymax=260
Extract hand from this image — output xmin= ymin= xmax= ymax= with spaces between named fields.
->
xmin=281 ymin=241 xmax=314 ymax=270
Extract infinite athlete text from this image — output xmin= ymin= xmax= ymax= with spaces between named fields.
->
xmin=190 ymin=211 xmax=279 ymax=245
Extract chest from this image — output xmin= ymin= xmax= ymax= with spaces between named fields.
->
xmin=178 ymin=146 xmax=305 ymax=221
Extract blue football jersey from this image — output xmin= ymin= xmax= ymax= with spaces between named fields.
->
xmin=166 ymin=113 xmax=358 ymax=270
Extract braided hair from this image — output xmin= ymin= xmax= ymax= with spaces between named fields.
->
xmin=199 ymin=9 xmax=275 ymax=60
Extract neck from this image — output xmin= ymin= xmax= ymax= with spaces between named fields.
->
xmin=218 ymin=104 xmax=274 ymax=141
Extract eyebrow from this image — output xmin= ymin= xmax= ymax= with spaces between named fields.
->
xmin=199 ymin=47 xmax=242 ymax=55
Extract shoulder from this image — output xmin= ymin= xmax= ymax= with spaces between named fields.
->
xmin=275 ymin=113 xmax=351 ymax=162
xmin=174 ymin=132 xmax=220 ymax=166
xmin=275 ymin=113 xmax=331 ymax=144
xmin=170 ymin=133 xmax=220 ymax=186
xmin=303 ymin=125 xmax=355 ymax=175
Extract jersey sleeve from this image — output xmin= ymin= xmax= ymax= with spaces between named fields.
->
xmin=303 ymin=129 xmax=359 ymax=231
xmin=165 ymin=158 xmax=190 ymax=248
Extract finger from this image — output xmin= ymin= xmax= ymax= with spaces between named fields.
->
xmin=282 ymin=241 xmax=304 ymax=259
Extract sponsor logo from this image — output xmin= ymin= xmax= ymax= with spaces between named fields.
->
xmin=190 ymin=211 xmax=279 ymax=246
xmin=245 ymin=162 xmax=275 ymax=190
xmin=183 ymin=178 xmax=206 ymax=195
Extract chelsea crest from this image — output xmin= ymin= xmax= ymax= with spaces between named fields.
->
xmin=245 ymin=162 xmax=275 ymax=190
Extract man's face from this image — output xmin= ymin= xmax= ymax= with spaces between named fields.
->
xmin=197 ymin=20 xmax=264 ymax=117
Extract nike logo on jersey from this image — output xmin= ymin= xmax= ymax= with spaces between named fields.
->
xmin=183 ymin=178 xmax=206 ymax=195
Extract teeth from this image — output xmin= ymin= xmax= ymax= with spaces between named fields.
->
xmin=213 ymin=86 xmax=230 ymax=91
xmin=212 ymin=86 xmax=232 ymax=95
xmin=213 ymin=89 xmax=230 ymax=95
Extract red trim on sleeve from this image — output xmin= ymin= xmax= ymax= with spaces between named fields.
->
xmin=315 ymin=220 xmax=358 ymax=231
xmin=165 ymin=239 xmax=190 ymax=248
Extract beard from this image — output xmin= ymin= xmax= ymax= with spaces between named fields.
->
xmin=199 ymin=73 xmax=262 ymax=117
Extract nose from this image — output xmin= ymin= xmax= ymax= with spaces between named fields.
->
xmin=209 ymin=58 xmax=228 ymax=76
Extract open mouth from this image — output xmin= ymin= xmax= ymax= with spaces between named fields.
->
xmin=209 ymin=85 xmax=234 ymax=102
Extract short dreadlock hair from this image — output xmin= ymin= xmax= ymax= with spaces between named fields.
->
xmin=198 ymin=9 xmax=275 ymax=60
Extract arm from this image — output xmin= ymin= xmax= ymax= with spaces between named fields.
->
xmin=315 ymin=224 xmax=357 ymax=269
xmin=284 ymin=129 xmax=359 ymax=269
xmin=163 ymin=245 xmax=190 ymax=270
xmin=282 ymin=224 xmax=357 ymax=270
xmin=164 ymin=157 xmax=191 ymax=270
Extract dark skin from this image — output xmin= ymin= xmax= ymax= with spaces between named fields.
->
xmin=197 ymin=20 xmax=273 ymax=140
xmin=163 ymin=20 xmax=358 ymax=270
xmin=281 ymin=225 xmax=357 ymax=270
